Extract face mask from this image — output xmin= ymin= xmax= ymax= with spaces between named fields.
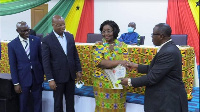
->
xmin=76 ymin=80 xmax=84 ymax=88
xmin=127 ymin=27 xmax=134 ymax=33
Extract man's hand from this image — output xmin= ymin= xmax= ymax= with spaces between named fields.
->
xmin=127 ymin=62 xmax=138 ymax=71
xmin=76 ymin=72 xmax=82 ymax=82
xmin=49 ymin=80 xmax=57 ymax=90
xmin=14 ymin=84 xmax=22 ymax=93
xmin=119 ymin=78 xmax=129 ymax=86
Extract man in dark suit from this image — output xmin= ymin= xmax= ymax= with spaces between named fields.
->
xmin=42 ymin=15 xmax=82 ymax=112
xmin=8 ymin=21 xmax=44 ymax=112
xmin=120 ymin=23 xmax=188 ymax=112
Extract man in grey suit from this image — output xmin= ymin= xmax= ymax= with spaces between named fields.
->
xmin=120 ymin=23 xmax=188 ymax=112
xmin=42 ymin=15 xmax=82 ymax=112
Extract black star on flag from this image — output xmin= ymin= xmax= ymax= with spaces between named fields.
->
xmin=76 ymin=6 xmax=80 ymax=10
xmin=196 ymin=1 xmax=199 ymax=7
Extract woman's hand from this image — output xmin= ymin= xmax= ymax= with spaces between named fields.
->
xmin=118 ymin=61 xmax=138 ymax=71
xmin=118 ymin=60 xmax=129 ymax=67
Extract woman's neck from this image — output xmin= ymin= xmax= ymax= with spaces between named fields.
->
xmin=107 ymin=39 xmax=115 ymax=44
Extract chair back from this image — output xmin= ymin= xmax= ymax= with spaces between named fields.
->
xmin=171 ymin=34 xmax=187 ymax=45
xmin=139 ymin=36 xmax=145 ymax=45
xmin=87 ymin=33 xmax=103 ymax=43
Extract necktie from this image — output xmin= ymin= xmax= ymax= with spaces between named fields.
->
xmin=23 ymin=40 xmax=30 ymax=59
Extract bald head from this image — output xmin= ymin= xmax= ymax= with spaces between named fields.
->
xmin=52 ymin=15 xmax=64 ymax=24
xmin=52 ymin=15 xmax=65 ymax=36
xmin=152 ymin=23 xmax=172 ymax=46
xmin=154 ymin=23 xmax=172 ymax=37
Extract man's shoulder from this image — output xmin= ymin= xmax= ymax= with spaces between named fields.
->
xmin=30 ymin=35 xmax=40 ymax=40
xmin=131 ymin=32 xmax=139 ymax=36
xmin=42 ymin=33 xmax=53 ymax=41
xmin=64 ymin=32 xmax=75 ymax=41
xmin=160 ymin=41 xmax=179 ymax=54
xmin=64 ymin=31 xmax=73 ymax=37
xmin=121 ymin=33 xmax=127 ymax=36
xmin=119 ymin=33 xmax=127 ymax=38
xmin=9 ymin=37 xmax=19 ymax=45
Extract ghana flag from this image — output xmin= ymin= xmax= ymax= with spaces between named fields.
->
xmin=32 ymin=0 xmax=94 ymax=43
xmin=166 ymin=0 xmax=199 ymax=65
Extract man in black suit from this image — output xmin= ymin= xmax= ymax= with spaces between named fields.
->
xmin=120 ymin=23 xmax=188 ymax=112
xmin=42 ymin=15 xmax=82 ymax=112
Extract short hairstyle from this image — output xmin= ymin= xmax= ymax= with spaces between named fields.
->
xmin=99 ymin=20 xmax=120 ymax=39
xmin=155 ymin=23 xmax=172 ymax=37
xmin=129 ymin=22 xmax=136 ymax=26
xmin=16 ymin=21 xmax=28 ymax=28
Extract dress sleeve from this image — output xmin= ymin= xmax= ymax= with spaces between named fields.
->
xmin=121 ymin=43 xmax=129 ymax=61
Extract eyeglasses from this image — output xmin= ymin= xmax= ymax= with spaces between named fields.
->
xmin=53 ymin=24 xmax=65 ymax=27
xmin=101 ymin=30 xmax=113 ymax=34
xmin=151 ymin=33 xmax=160 ymax=36
xmin=19 ymin=29 xmax=30 ymax=33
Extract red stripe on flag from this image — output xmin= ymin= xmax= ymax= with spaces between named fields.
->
xmin=75 ymin=0 xmax=94 ymax=43
xmin=167 ymin=0 xmax=199 ymax=65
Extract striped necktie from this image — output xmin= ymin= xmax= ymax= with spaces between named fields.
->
xmin=23 ymin=40 xmax=30 ymax=59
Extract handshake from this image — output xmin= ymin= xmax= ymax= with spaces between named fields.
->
xmin=117 ymin=60 xmax=138 ymax=86
xmin=118 ymin=60 xmax=138 ymax=71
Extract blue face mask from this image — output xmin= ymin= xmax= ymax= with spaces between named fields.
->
xmin=127 ymin=27 xmax=134 ymax=33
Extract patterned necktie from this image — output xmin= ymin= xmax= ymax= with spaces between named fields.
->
xmin=23 ymin=40 xmax=30 ymax=59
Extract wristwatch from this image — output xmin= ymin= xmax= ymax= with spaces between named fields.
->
xmin=128 ymin=78 xmax=132 ymax=86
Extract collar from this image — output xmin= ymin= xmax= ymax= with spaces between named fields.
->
xmin=157 ymin=39 xmax=172 ymax=53
xmin=19 ymin=35 xmax=29 ymax=42
xmin=53 ymin=30 xmax=64 ymax=38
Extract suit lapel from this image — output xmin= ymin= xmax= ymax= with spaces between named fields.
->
xmin=51 ymin=32 xmax=66 ymax=54
xmin=65 ymin=32 xmax=69 ymax=56
xmin=15 ymin=37 xmax=29 ymax=60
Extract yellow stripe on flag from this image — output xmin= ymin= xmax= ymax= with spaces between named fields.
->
xmin=65 ymin=0 xmax=84 ymax=39
xmin=188 ymin=0 xmax=199 ymax=32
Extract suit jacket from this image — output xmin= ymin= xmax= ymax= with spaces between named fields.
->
xmin=131 ymin=41 xmax=188 ymax=112
xmin=8 ymin=35 xmax=44 ymax=87
xmin=42 ymin=32 xmax=82 ymax=83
